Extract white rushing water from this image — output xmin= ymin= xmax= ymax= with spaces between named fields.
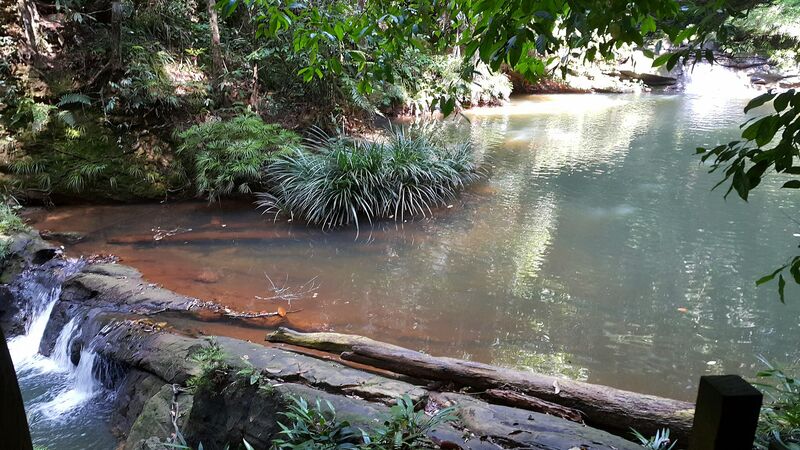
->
xmin=6 ymin=260 xmax=107 ymax=425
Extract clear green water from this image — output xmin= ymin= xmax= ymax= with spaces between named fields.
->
xmin=30 ymin=93 xmax=800 ymax=405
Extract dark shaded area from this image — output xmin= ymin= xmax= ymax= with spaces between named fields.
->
xmin=0 ymin=327 xmax=33 ymax=450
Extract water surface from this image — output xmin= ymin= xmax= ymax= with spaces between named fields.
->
xmin=28 ymin=93 xmax=800 ymax=401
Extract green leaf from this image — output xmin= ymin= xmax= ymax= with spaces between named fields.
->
xmin=651 ymin=52 xmax=672 ymax=68
xmin=782 ymin=180 xmax=800 ymax=189
xmin=757 ymin=266 xmax=787 ymax=285
xmin=744 ymin=91 xmax=776 ymax=113
xmin=779 ymin=274 xmax=786 ymax=303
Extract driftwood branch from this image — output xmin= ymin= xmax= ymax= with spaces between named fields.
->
xmin=224 ymin=309 xmax=301 ymax=319
xmin=483 ymin=389 xmax=583 ymax=423
xmin=267 ymin=327 xmax=695 ymax=443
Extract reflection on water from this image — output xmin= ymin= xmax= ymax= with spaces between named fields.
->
xmin=29 ymin=94 xmax=800 ymax=401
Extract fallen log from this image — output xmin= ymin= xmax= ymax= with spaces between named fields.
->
xmin=267 ymin=327 xmax=406 ymax=354
xmin=482 ymin=389 xmax=584 ymax=423
xmin=268 ymin=327 xmax=694 ymax=443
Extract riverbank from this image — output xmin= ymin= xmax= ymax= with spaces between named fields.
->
xmin=0 ymin=226 xmax=690 ymax=449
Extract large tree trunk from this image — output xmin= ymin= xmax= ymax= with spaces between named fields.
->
xmin=207 ymin=0 xmax=223 ymax=93
xmin=267 ymin=327 xmax=695 ymax=443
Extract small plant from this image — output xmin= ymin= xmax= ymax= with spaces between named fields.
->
xmin=177 ymin=113 xmax=300 ymax=201
xmin=187 ymin=338 xmax=226 ymax=392
xmin=0 ymin=203 xmax=27 ymax=235
xmin=258 ymin=125 xmax=479 ymax=230
xmin=370 ymin=395 xmax=456 ymax=449
xmin=754 ymin=358 xmax=800 ymax=449
xmin=272 ymin=394 xmax=456 ymax=450
xmin=0 ymin=202 xmax=28 ymax=260
xmin=272 ymin=395 xmax=363 ymax=450
xmin=631 ymin=428 xmax=676 ymax=450
xmin=237 ymin=356 xmax=267 ymax=386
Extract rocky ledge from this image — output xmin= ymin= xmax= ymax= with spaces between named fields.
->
xmin=1 ymin=230 xmax=649 ymax=450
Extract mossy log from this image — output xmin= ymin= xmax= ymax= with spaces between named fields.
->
xmin=267 ymin=327 xmax=695 ymax=443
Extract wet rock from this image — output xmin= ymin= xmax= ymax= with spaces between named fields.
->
xmin=0 ymin=231 xmax=58 ymax=284
xmin=40 ymin=230 xmax=86 ymax=245
xmin=433 ymin=392 xmax=643 ymax=450
xmin=125 ymin=383 xmax=193 ymax=450
xmin=113 ymin=370 xmax=168 ymax=436
xmin=0 ymin=285 xmax=23 ymax=335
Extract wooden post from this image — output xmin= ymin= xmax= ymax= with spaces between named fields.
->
xmin=689 ymin=375 xmax=762 ymax=450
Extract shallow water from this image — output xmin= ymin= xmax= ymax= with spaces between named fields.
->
xmin=28 ymin=93 xmax=800 ymax=401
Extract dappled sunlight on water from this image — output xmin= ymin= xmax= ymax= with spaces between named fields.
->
xmin=28 ymin=94 xmax=800 ymax=401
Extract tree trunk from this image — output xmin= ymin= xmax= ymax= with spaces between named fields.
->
xmin=17 ymin=0 xmax=40 ymax=59
xmin=249 ymin=63 xmax=259 ymax=110
xmin=110 ymin=2 xmax=124 ymax=67
xmin=267 ymin=327 xmax=695 ymax=443
xmin=207 ymin=0 xmax=223 ymax=93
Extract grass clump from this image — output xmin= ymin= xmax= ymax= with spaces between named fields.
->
xmin=0 ymin=203 xmax=27 ymax=235
xmin=186 ymin=338 xmax=227 ymax=392
xmin=177 ymin=113 xmax=300 ymax=201
xmin=0 ymin=202 xmax=28 ymax=260
xmin=755 ymin=358 xmax=800 ymax=449
xmin=258 ymin=126 xmax=479 ymax=230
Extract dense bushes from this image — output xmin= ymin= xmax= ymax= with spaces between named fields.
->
xmin=257 ymin=126 xmax=479 ymax=229
xmin=177 ymin=113 xmax=299 ymax=200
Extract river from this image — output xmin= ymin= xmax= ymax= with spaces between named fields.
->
xmin=24 ymin=92 xmax=800 ymax=413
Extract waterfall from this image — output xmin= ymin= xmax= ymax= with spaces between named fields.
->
xmin=682 ymin=62 xmax=761 ymax=99
xmin=51 ymin=317 xmax=78 ymax=370
xmin=8 ymin=259 xmax=84 ymax=371
xmin=4 ymin=258 xmax=108 ymax=422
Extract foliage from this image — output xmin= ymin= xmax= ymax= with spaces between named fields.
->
xmin=177 ymin=113 xmax=299 ymax=200
xmin=7 ymin=117 xmax=182 ymax=201
xmin=0 ymin=202 xmax=27 ymax=259
xmin=718 ymin=0 xmax=800 ymax=70
xmin=232 ymin=0 xmax=754 ymax=114
xmin=697 ymin=89 xmax=800 ymax=302
xmin=0 ymin=203 xmax=27 ymax=235
xmin=187 ymin=338 xmax=227 ymax=392
xmin=272 ymin=396 xmax=364 ymax=450
xmin=631 ymin=428 xmax=677 ymax=450
xmin=272 ymin=394 xmax=456 ymax=450
xmin=754 ymin=358 xmax=800 ymax=449
xmin=368 ymin=395 xmax=456 ymax=449
xmin=258 ymin=125 xmax=479 ymax=229
xmin=375 ymin=50 xmax=511 ymax=115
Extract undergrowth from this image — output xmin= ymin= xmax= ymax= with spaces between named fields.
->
xmin=186 ymin=338 xmax=227 ymax=392
xmin=754 ymin=358 xmax=800 ymax=449
xmin=177 ymin=113 xmax=300 ymax=201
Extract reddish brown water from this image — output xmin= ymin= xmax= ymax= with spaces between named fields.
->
xmin=26 ymin=94 xmax=800 ymax=401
